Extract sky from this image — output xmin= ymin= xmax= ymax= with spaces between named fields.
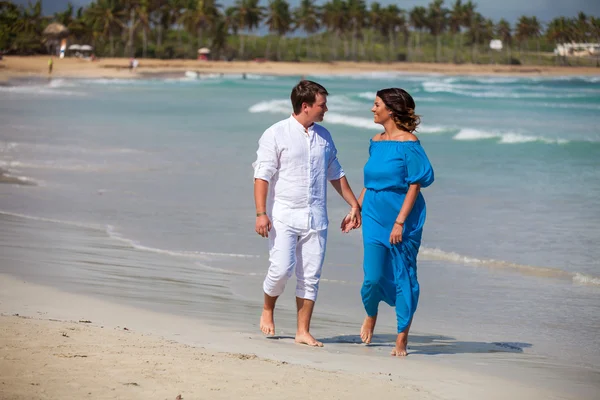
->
xmin=13 ymin=0 xmax=600 ymax=25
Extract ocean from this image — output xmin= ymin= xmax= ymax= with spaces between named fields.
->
xmin=1 ymin=72 xmax=599 ymax=394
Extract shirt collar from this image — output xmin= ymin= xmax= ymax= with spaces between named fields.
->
xmin=289 ymin=114 xmax=315 ymax=134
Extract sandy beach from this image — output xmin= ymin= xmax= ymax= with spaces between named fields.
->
xmin=2 ymin=273 xmax=588 ymax=400
xmin=1 ymin=55 xmax=599 ymax=82
xmin=2 ymin=315 xmax=425 ymax=400
xmin=1 ymin=54 xmax=599 ymax=400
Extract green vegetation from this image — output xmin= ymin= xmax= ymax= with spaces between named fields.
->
xmin=1 ymin=0 xmax=599 ymax=66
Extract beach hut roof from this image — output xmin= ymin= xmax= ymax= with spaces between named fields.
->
xmin=198 ymin=47 xmax=211 ymax=54
xmin=43 ymin=22 xmax=69 ymax=37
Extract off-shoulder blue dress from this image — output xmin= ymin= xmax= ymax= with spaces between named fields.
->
xmin=361 ymin=139 xmax=434 ymax=332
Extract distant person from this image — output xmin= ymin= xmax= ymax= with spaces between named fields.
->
xmin=252 ymin=80 xmax=361 ymax=347
xmin=132 ymin=58 xmax=139 ymax=71
xmin=356 ymin=88 xmax=434 ymax=356
xmin=48 ymin=57 xmax=53 ymax=75
xmin=128 ymin=58 xmax=134 ymax=72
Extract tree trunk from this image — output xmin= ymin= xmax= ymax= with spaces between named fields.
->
xmin=343 ymin=35 xmax=349 ymax=60
xmin=239 ymin=34 xmax=245 ymax=59
xmin=143 ymin=28 xmax=147 ymax=58
xmin=352 ymin=24 xmax=357 ymax=61
xmin=295 ymin=37 xmax=301 ymax=60
xmin=157 ymin=25 xmax=163 ymax=49
xmin=109 ymin=31 xmax=114 ymax=57
xmin=265 ymin=35 xmax=271 ymax=60
xmin=277 ymin=36 xmax=283 ymax=61
xmin=329 ymin=32 xmax=337 ymax=61
xmin=128 ymin=8 xmax=135 ymax=57
xmin=415 ymin=31 xmax=420 ymax=62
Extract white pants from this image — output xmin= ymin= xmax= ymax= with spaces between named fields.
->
xmin=263 ymin=219 xmax=327 ymax=301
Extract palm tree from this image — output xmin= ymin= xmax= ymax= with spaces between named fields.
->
xmin=87 ymin=0 xmax=123 ymax=57
xmin=346 ymin=0 xmax=366 ymax=61
xmin=265 ymin=0 xmax=292 ymax=60
xmin=0 ymin=1 xmax=20 ymax=51
xmin=54 ymin=2 xmax=74 ymax=27
xmin=232 ymin=0 xmax=264 ymax=60
xmin=409 ymin=6 xmax=427 ymax=61
xmin=322 ymin=0 xmax=347 ymax=61
xmin=150 ymin=0 xmax=168 ymax=54
xmin=495 ymin=19 xmax=512 ymax=63
xmin=481 ymin=17 xmax=494 ymax=62
xmin=574 ymin=12 xmax=590 ymax=42
xmin=294 ymin=0 xmax=320 ymax=60
xmin=591 ymin=17 xmax=600 ymax=43
xmin=181 ymin=0 xmax=222 ymax=56
xmin=448 ymin=0 xmax=464 ymax=63
xmin=546 ymin=17 xmax=573 ymax=65
xmin=516 ymin=16 xmax=542 ymax=64
xmin=426 ymin=0 xmax=448 ymax=63
xmin=381 ymin=5 xmax=405 ymax=62
xmin=529 ymin=16 xmax=542 ymax=64
xmin=134 ymin=0 xmax=152 ymax=57
xmin=461 ymin=0 xmax=478 ymax=62
xmin=12 ymin=0 xmax=47 ymax=53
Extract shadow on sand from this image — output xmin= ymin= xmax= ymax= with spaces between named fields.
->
xmin=317 ymin=333 xmax=532 ymax=355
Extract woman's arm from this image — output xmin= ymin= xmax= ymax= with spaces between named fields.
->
xmin=357 ymin=187 xmax=366 ymax=209
xmin=389 ymin=183 xmax=420 ymax=245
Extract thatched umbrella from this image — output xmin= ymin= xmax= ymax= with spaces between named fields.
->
xmin=43 ymin=23 xmax=69 ymax=39
xmin=43 ymin=23 xmax=70 ymax=56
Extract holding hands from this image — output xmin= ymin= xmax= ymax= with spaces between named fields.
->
xmin=341 ymin=207 xmax=362 ymax=233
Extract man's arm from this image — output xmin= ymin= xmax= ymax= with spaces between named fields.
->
xmin=330 ymin=176 xmax=361 ymax=230
xmin=252 ymin=128 xmax=278 ymax=238
xmin=254 ymin=178 xmax=271 ymax=237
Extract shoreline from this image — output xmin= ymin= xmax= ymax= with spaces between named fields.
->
xmin=1 ymin=56 xmax=599 ymax=82
xmin=1 ymin=273 xmax=597 ymax=400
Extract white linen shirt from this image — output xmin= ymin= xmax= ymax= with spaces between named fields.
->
xmin=253 ymin=115 xmax=345 ymax=231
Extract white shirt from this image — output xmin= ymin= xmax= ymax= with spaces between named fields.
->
xmin=253 ymin=115 xmax=345 ymax=230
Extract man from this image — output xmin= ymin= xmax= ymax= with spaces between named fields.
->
xmin=252 ymin=80 xmax=361 ymax=347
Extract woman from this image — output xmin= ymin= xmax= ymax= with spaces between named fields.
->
xmin=353 ymin=88 xmax=434 ymax=356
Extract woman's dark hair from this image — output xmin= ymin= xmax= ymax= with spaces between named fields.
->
xmin=376 ymin=88 xmax=421 ymax=132
xmin=291 ymin=80 xmax=329 ymax=114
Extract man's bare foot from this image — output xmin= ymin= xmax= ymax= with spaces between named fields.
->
xmin=391 ymin=331 xmax=408 ymax=356
xmin=295 ymin=332 xmax=323 ymax=347
xmin=360 ymin=314 xmax=377 ymax=344
xmin=260 ymin=309 xmax=275 ymax=335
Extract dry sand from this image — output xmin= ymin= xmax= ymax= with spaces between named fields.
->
xmin=1 ymin=315 xmax=429 ymax=400
xmin=1 ymin=56 xmax=599 ymax=82
xmin=0 ymin=273 xmax=581 ymax=400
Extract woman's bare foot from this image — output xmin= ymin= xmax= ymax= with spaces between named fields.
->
xmin=360 ymin=314 xmax=377 ymax=344
xmin=295 ymin=332 xmax=323 ymax=347
xmin=260 ymin=309 xmax=275 ymax=335
xmin=391 ymin=331 xmax=408 ymax=356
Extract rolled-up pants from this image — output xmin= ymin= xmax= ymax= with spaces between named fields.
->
xmin=263 ymin=219 xmax=327 ymax=302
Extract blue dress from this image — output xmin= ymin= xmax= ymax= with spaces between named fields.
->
xmin=361 ymin=139 xmax=434 ymax=333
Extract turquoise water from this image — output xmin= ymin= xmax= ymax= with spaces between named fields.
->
xmin=1 ymin=73 xmax=599 ymax=378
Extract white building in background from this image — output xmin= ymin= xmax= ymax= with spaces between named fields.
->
xmin=489 ymin=40 xmax=503 ymax=51
xmin=554 ymin=43 xmax=600 ymax=57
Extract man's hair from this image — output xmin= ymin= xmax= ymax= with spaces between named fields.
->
xmin=291 ymin=80 xmax=329 ymax=115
